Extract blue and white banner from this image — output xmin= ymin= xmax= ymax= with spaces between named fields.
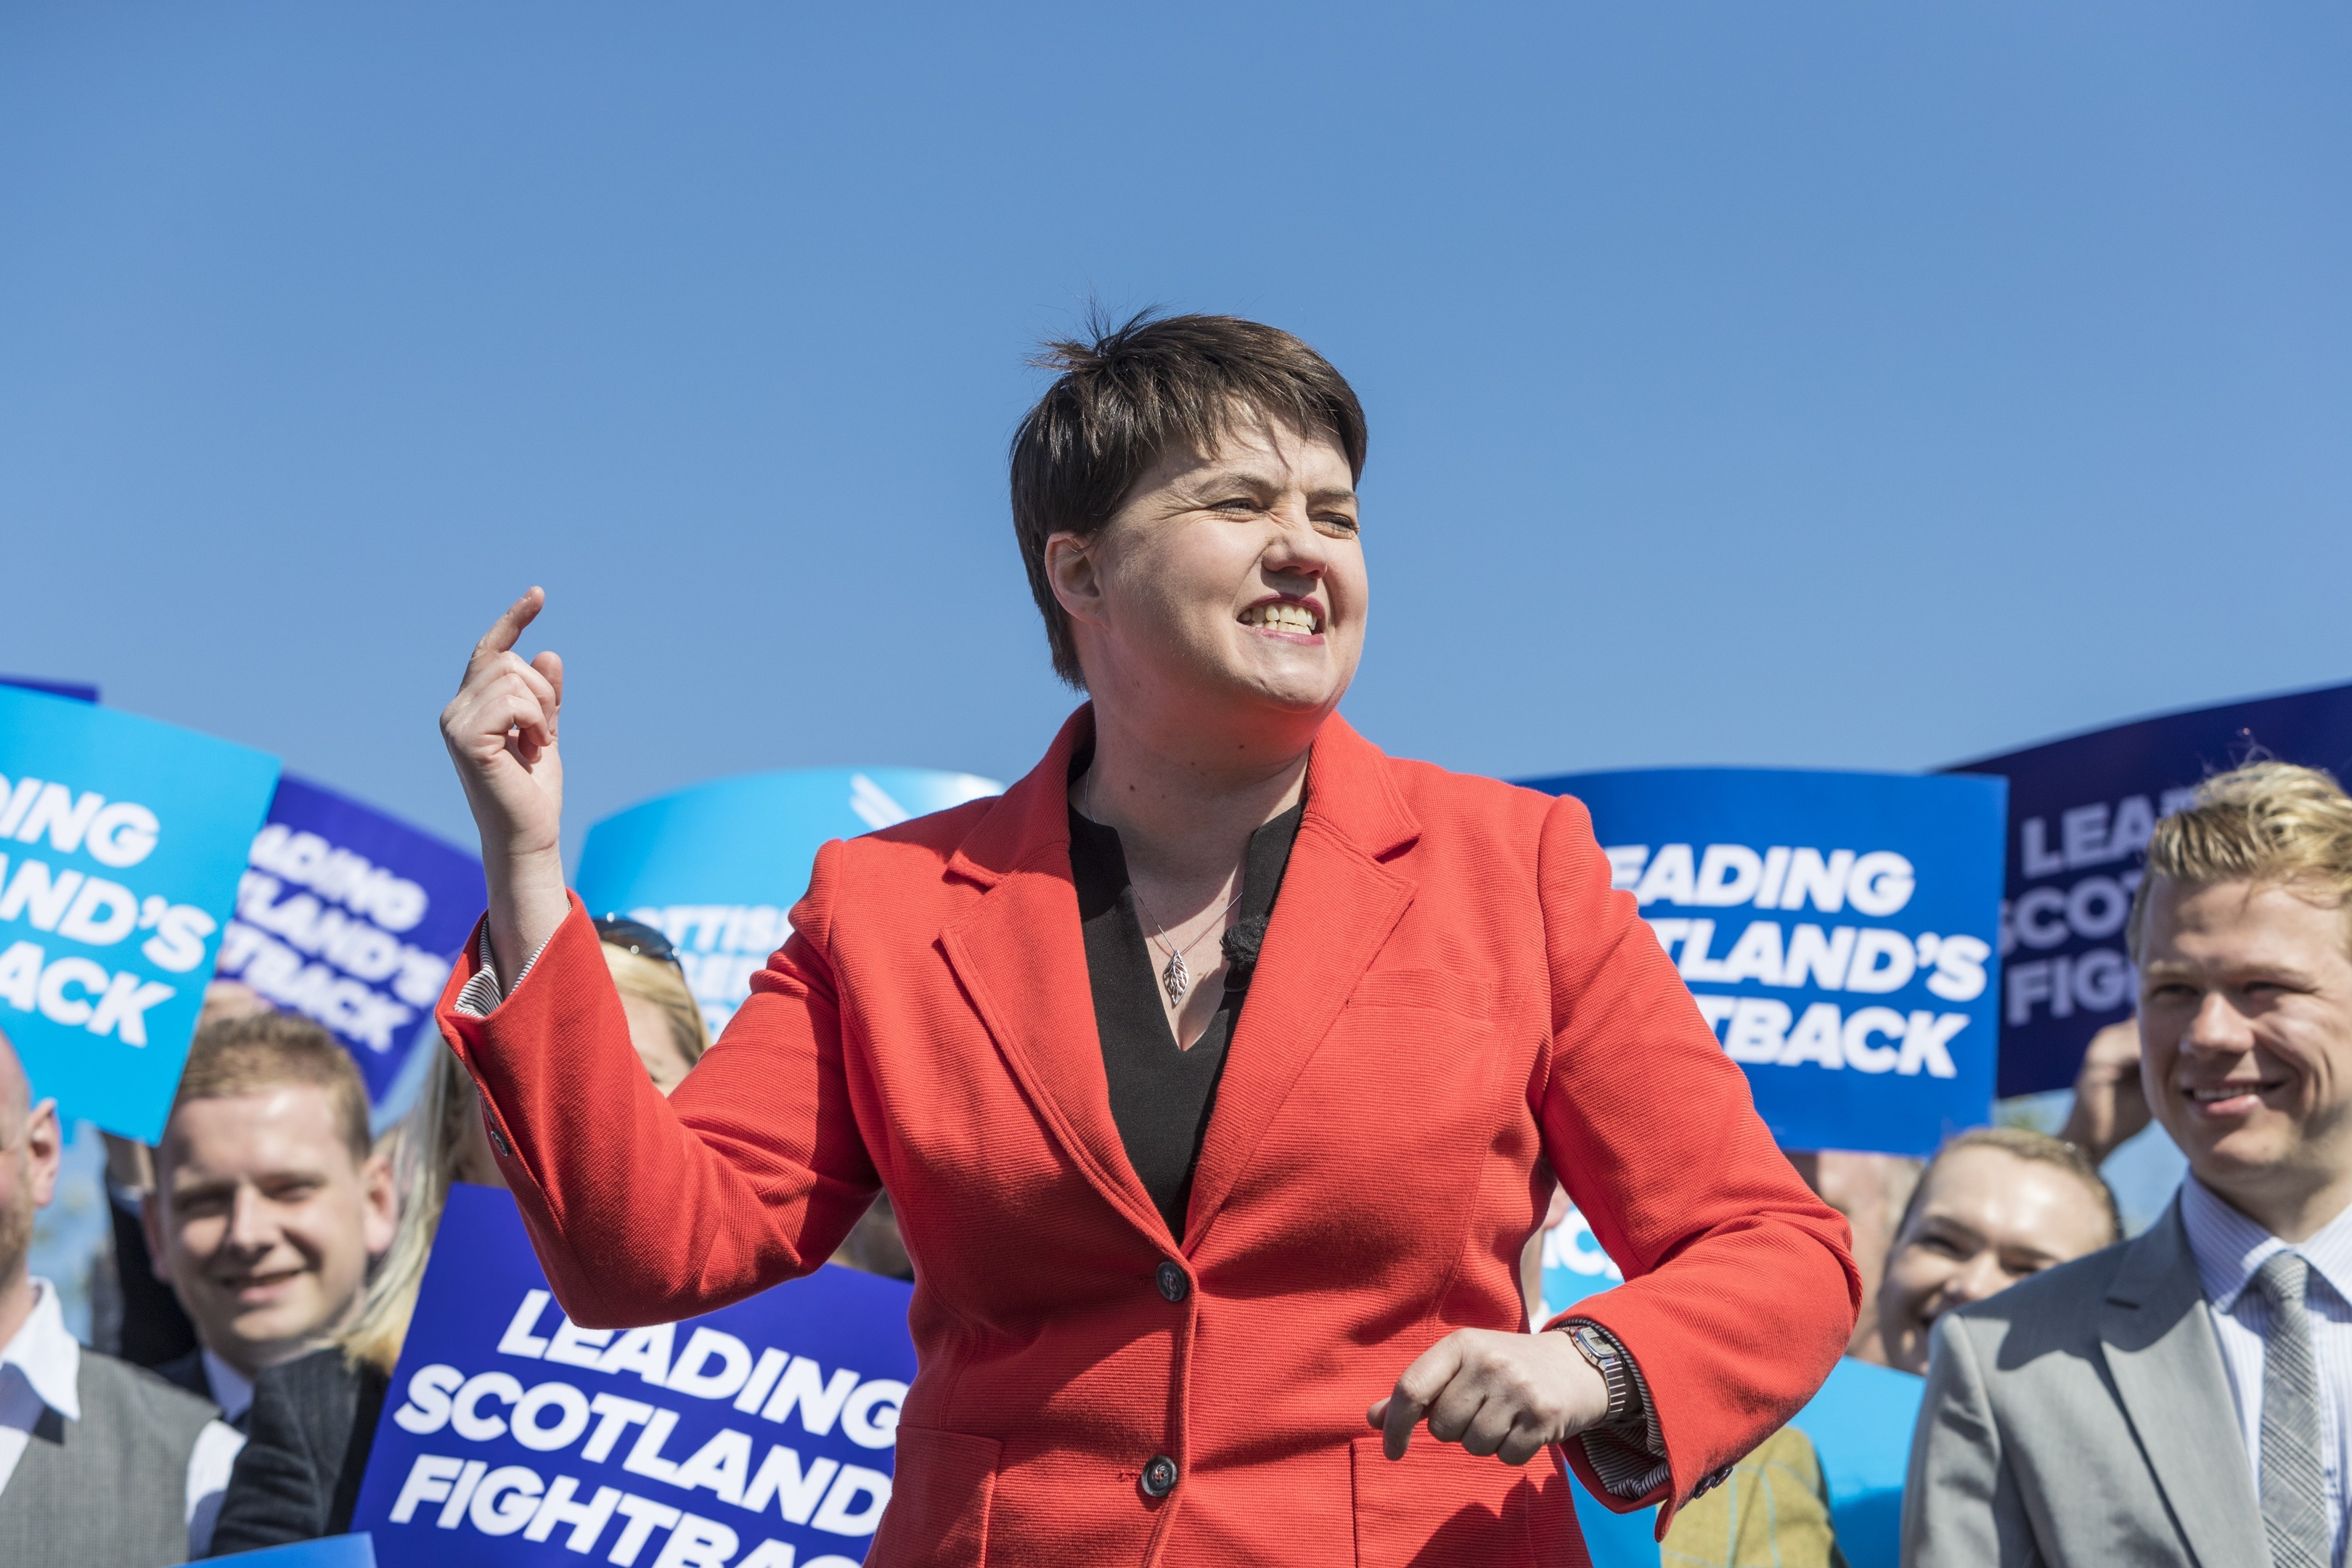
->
xmin=1518 ymin=767 xmax=2006 ymax=1156
xmin=1950 ymin=681 xmax=2352 ymax=1096
xmin=352 ymin=1185 xmax=917 ymax=1568
xmin=213 ymin=775 xmax=486 ymax=1108
xmin=575 ymin=768 xmax=1002 ymax=1038
xmin=0 ymin=685 xmax=280 ymax=1141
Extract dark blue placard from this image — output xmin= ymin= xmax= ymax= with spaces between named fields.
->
xmin=1948 ymin=680 xmax=2352 ymax=1096
xmin=1517 ymin=767 xmax=2006 ymax=1156
xmin=353 ymin=1185 xmax=916 ymax=1568
xmin=211 ymin=775 xmax=486 ymax=1107
xmin=0 ymin=685 xmax=280 ymax=1141
xmin=0 ymin=676 xmax=98 ymax=703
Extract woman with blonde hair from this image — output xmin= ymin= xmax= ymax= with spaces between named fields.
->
xmin=204 ymin=920 xmax=708 ymax=1551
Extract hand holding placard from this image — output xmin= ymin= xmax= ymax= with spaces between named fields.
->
xmin=438 ymin=589 xmax=568 ymax=981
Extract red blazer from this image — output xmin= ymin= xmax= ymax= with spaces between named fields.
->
xmin=437 ymin=709 xmax=1855 ymax=1568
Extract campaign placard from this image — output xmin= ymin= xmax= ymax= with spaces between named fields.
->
xmin=575 ymin=768 xmax=1002 ymax=1038
xmin=352 ymin=1185 xmax=916 ymax=1568
xmin=1517 ymin=767 xmax=2006 ymax=1156
xmin=0 ymin=685 xmax=279 ymax=1141
xmin=210 ymin=1535 xmax=378 ymax=1566
xmin=1949 ymin=680 xmax=2352 ymax=1095
xmin=0 ymin=676 xmax=98 ymax=703
xmin=211 ymin=775 xmax=487 ymax=1106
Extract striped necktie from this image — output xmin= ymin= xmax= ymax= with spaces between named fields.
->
xmin=2257 ymin=1251 xmax=2332 ymax=1568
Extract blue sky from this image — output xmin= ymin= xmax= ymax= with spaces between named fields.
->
xmin=4 ymin=4 xmax=2347 ymax=865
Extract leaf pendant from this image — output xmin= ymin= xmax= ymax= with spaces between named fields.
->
xmin=1161 ymin=950 xmax=1191 ymax=1007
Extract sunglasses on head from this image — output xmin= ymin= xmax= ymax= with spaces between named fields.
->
xmin=595 ymin=915 xmax=683 ymax=971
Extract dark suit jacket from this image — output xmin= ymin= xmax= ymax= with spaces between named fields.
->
xmin=205 ymin=1347 xmax=388 ymax=1556
xmin=438 ymin=706 xmax=1859 ymax=1566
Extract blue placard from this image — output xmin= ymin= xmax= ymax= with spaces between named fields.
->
xmin=212 ymin=775 xmax=487 ymax=1108
xmin=0 ymin=676 xmax=98 ymax=704
xmin=575 ymin=768 xmax=1001 ymax=1037
xmin=0 ymin=685 xmax=279 ymax=1140
xmin=1948 ymin=680 xmax=2352 ymax=1096
xmin=210 ymin=1534 xmax=378 ymax=1565
xmin=352 ymin=1185 xmax=916 ymax=1568
xmin=1517 ymin=767 xmax=2006 ymax=1156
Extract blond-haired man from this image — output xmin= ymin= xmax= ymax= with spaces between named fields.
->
xmin=143 ymin=1013 xmax=396 ymax=1424
xmin=1908 ymin=761 xmax=2352 ymax=1568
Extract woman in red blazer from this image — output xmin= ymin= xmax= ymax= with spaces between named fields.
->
xmin=436 ymin=314 xmax=1856 ymax=1567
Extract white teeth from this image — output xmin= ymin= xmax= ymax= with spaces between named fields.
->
xmin=1244 ymin=603 xmax=1318 ymax=633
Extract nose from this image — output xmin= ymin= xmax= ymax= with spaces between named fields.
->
xmin=1943 ymin=1251 xmax=2014 ymax=1308
xmin=223 ymin=1185 xmax=275 ymax=1255
xmin=1261 ymin=505 xmax=1334 ymax=584
xmin=2184 ymin=991 xmax=2256 ymax=1056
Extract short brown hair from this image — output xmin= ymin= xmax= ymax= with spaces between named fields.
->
xmin=1009 ymin=310 xmax=1368 ymax=686
xmin=1897 ymin=1126 xmax=2121 ymax=1247
xmin=2128 ymin=761 xmax=2352 ymax=962
xmin=170 ymin=1011 xmax=372 ymax=1167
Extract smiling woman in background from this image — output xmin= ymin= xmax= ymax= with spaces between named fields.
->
xmin=1876 ymin=1127 xmax=2122 ymax=1376
xmin=433 ymin=312 xmax=1858 ymax=1564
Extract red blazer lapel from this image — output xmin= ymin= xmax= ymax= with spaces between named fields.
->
xmin=942 ymin=708 xmax=1169 ymax=1244
xmin=1183 ymin=716 xmax=1421 ymax=1253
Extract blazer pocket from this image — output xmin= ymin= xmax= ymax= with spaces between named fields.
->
xmin=1350 ymin=1435 xmax=1535 ymax=1568
xmin=869 ymin=1426 xmax=1000 ymax=1568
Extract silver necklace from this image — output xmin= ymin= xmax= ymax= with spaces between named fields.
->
xmin=1087 ymin=768 xmax=1245 ymax=1008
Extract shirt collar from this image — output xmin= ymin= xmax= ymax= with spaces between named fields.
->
xmin=0 ymin=1278 xmax=81 ymax=1422
xmin=201 ymin=1347 xmax=253 ymax=1422
xmin=2181 ymin=1175 xmax=2352 ymax=1314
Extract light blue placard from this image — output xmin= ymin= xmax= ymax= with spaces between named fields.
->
xmin=0 ymin=685 xmax=279 ymax=1141
xmin=1519 ymin=767 xmax=2007 ymax=1157
xmin=574 ymin=767 xmax=1001 ymax=1037
xmin=209 ymin=1533 xmax=378 ymax=1565
xmin=1792 ymin=1357 xmax=1923 ymax=1568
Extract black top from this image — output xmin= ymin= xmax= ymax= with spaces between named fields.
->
xmin=1067 ymin=796 xmax=1304 ymax=1241
xmin=205 ymin=1347 xmax=388 ymax=1556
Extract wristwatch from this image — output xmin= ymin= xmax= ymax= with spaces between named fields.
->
xmin=1557 ymin=1322 xmax=1635 ymax=1426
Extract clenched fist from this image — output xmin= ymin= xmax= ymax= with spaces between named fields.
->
xmin=1368 ymin=1326 xmax=1612 ymax=1467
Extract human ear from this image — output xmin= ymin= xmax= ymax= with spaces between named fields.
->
xmin=361 ymin=1153 xmax=399 ymax=1257
xmin=23 ymin=1101 xmax=60 ymax=1211
xmin=1043 ymin=531 xmax=1110 ymax=630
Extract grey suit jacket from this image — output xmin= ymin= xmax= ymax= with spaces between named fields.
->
xmin=1903 ymin=1196 xmax=2263 ymax=1568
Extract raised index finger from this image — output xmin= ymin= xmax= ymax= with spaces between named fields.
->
xmin=470 ymin=587 xmax=547 ymax=671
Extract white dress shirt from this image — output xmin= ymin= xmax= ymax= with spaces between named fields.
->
xmin=2183 ymin=1177 xmax=2352 ymax=1567
xmin=0 ymin=1278 xmax=246 ymax=1557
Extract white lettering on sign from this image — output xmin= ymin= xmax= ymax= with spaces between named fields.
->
xmin=380 ymin=1296 xmax=906 ymax=1561
xmin=210 ymin=869 xmax=452 ymax=1052
xmin=0 ymin=775 xmax=163 ymax=868
xmin=1693 ymin=995 xmax=1967 ymax=1079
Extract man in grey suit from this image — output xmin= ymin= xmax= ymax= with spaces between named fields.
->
xmin=1907 ymin=761 xmax=2352 ymax=1568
